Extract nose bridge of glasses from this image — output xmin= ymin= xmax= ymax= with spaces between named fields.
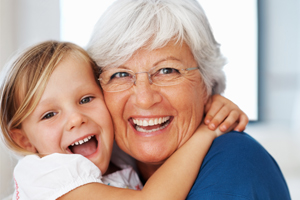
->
xmin=133 ymin=71 xmax=153 ymax=85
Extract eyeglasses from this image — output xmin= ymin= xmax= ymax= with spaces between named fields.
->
xmin=98 ymin=64 xmax=199 ymax=92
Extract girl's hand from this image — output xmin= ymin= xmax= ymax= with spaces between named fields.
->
xmin=204 ymin=94 xmax=249 ymax=133
xmin=194 ymin=123 xmax=227 ymax=143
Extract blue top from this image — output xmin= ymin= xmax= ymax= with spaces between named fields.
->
xmin=186 ymin=131 xmax=291 ymax=200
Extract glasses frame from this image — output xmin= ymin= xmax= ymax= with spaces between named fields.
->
xmin=98 ymin=66 xmax=199 ymax=92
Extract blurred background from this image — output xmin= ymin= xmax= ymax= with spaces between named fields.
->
xmin=0 ymin=0 xmax=299 ymax=199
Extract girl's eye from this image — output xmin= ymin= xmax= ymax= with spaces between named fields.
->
xmin=42 ymin=112 xmax=57 ymax=120
xmin=80 ymin=96 xmax=94 ymax=104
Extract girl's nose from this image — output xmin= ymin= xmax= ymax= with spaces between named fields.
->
xmin=66 ymin=112 xmax=87 ymax=131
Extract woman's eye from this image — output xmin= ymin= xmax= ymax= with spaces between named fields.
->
xmin=158 ymin=68 xmax=179 ymax=75
xmin=111 ymin=72 xmax=130 ymax=79
xmin=42 ymin=112 xmax=56 ymax=120
xmin=80 ymin=96 xmax=94 ymax=104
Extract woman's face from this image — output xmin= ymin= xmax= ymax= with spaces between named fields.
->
xmin=103 ymin=41 xmax=208 ymax=164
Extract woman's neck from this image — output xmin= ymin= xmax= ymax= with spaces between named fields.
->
xmin=136 ymin=160 xmax=162 ymax=184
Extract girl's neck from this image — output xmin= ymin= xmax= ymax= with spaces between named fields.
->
xmin=103 ymin=162 xmax=121 ymax=175
xmin=136 ymin=160 xmax=162 ymax=184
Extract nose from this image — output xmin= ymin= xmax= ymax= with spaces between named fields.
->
xmin=66 ymin=111 xmax=87 ymax=131
xmin=131 ymin=73 xmax=162 ymax=109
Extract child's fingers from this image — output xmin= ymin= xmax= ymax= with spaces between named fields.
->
xmin=218 ymin=110 xmax=240 ymax=132
xmin=215 ymin=122 xmax=238 ymax=136
xmin=208 ymin=105 xmax=231 ymax=130
xmin=233 ymin=114 xmax=249 ymax=132
xmin=204 ymin=101 xmax=223 ymax=125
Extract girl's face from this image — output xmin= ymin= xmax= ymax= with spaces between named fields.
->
xmin=16 ymin=54 xmax=114 ymax=173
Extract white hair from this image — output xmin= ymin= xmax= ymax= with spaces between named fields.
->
xmin=87 ymin=0 xmax=226 ymax=95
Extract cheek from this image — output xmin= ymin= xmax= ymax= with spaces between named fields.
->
xmin=103 ymin=91 xmax=129 ymax=143
xmin=104 ymin=92 xmax=124 ymax=118
xmin=169 ymin=80 xmax=207 ymax=146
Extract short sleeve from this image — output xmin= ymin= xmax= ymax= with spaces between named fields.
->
xmin=13 ymin=153 xmax=103 ymax=200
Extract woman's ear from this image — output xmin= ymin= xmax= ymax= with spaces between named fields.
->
xmin=10 ymin=129 xmax=37 ymax=153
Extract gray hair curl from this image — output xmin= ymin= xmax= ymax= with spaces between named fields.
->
xmin=87 ymin=0 xmax=226 ymax=95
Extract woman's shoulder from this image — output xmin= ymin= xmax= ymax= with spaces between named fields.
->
xmin=205 ymin=131 xmax=284 ymax=180
xmin=211 ymin=131 xmax=266 ymax=155
xmin=186 ymin=131 xmax=291 ymax=200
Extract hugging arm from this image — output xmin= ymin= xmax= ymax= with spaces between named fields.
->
xmin=58 ymin=124 xmax=223 ymax=200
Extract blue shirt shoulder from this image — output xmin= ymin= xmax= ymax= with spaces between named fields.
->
xmin=187 ymin=131 xmax=291 ymax=200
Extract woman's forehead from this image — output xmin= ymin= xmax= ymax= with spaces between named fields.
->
xmin=120 ymin=41 xmax=196 ymax=69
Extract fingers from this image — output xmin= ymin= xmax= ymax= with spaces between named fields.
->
xmin=208 ymin=109 xmax=249 ymax=133
xmin=204 ymin=101 xmax=223 ymax=128
xmin=233 ymin=114 xmax=249 ymax=132
xmin=217 ymin=110 xmax=239 ymax=132
xmin=215 ymin=122 xmax=238 ymax=136
xmin=207 ymin=104 xmax=231 ymax=131
xmin=204 ymin=94 xmax=249 ymax=133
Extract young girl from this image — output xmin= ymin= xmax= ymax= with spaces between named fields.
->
xmin=0 ymin=41 xmax=248 ymax=200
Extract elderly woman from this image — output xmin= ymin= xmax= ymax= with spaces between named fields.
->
xmin=87 ymin=0 xmax=290 ymax=199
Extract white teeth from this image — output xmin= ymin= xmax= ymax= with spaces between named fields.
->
xmin=136 ymin=120 xmax=170 ymax=133
xmin=149 ymin=119 xmax=154 ymax=126
xmin=143 ymin=120 xmax=148 ymax=126
xmin=71 ymin=135 xmax=94 ymax=147
xmin=132 ymin=117 xmax=170 ymax=127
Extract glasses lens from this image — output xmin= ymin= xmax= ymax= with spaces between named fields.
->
xmin=151 ymin=64 xmax=185 ymax=86
xmin=100 ymin=68 xmax=134 ymax=92
xmin=99 ymin=65 xmax=198 ymax=92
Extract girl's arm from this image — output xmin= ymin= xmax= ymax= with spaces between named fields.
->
xmin=204 ymin=94 xmax=249 ymax=132
xmin=58 ymin=124 xmax=223 ymax=200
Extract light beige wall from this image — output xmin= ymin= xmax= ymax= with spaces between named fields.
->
xmin=0 ymin=0 xmax=15 ymax=72
xmin=0 ymin=0 xmax=60 ymax=72
xmin=0 ymin=0 xmax=60 ymax=198
xmin=0 ymin=1 xmax=17 ymax=198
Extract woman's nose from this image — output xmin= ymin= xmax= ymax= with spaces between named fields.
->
xmin=132 ymin=73 xmax=162 ymax=109
xmin=66 ymin=111 xmax=87 ymax=131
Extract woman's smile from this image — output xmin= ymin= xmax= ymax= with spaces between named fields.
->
xmin=130 ymin=116 xmax=172 ymax=133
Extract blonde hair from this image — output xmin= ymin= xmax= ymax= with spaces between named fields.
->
xmin=0 ymin=41 xmax=99 ymax=155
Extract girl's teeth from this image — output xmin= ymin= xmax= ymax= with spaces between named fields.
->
xmin=71 ymin=135 xmax=94 ymax=146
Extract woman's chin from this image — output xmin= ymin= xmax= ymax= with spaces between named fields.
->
xmin=132 ymin=147 xmax=172 ymax=165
